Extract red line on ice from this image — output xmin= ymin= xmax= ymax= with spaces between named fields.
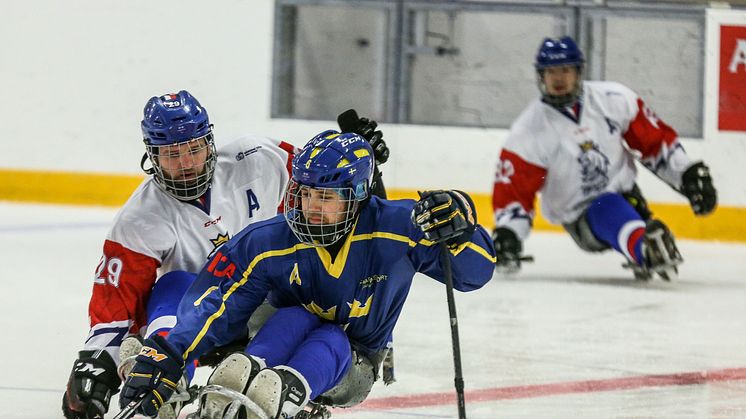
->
xmin=337 ymin=367 xmax=746 ymax=413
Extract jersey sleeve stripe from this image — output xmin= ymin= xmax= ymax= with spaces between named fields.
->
xmin=622 ymin=98 xmax=678 ymax=159
xmin=355 ymin=231 xmax=496 ymax=263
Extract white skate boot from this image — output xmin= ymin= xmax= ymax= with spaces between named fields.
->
xmin=198 ymin=352 xmax=265 ymax=419
xmin=244 ymin=366 xmax=310 ymax=419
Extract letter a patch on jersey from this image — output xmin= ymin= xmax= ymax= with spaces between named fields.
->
xmin=289 ymin=263 xmax=302 ymax=286
xmin=246 ymin=189 xmax=261 ymax=218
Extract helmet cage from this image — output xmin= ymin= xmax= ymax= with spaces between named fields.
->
xmin=537 ymin=67 xmax=584 ymax=108
xmin=284 ymin=179 xmax=364 ymax=246
xmin=145 ymin=131 xmax=217 ymax=201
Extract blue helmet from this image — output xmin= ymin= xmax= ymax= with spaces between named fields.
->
xmin=292 ymin=130 xmax=374 ymax=198
xmin=535 ymin=36 xmax=585 ymax=107
xmin=535 ymin=36 xmax=585 ymax=70
xmin=284 ymin=130 xmax=375 ymax=246
xmin=141 ymin=90 xmax=211 ymax=145
xmin=140 ymin=90 xmax=217 ymax=201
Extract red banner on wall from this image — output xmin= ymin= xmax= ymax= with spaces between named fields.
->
xmin=719 ymin=25 xmax=746 ymax=131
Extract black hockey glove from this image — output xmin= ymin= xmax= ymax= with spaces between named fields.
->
xmin=492 ymin=227 xmax=523 ymax=274
xmin=337 ymin=109 xmax=390 ymax=164
xmin=119 ymin=334 xmax=184 ymax=417
xmin=412 ymin=190 xmax=477 ymax=248
xmin=680 ymin=162 xmax=717 ymax=216
xmin=62 ymin=350 xmax=120 ymax=419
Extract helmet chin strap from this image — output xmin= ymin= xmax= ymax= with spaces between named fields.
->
xmin=140 ymin=153 xmax=155 ymax=175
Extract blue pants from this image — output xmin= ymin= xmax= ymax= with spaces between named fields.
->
xmin=586 ymin=192 xmax=646 ymax=264
xmin=246 ymin=306 xmax=352 ymax=399
xmin=146 ymin=270 xmax=198 ymax=378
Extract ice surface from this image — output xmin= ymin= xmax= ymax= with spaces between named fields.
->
xmin=1 ymin=202 xmax=744 ymax=418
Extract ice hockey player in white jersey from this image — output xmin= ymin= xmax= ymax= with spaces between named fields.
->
xmin=60 ymin=91 xmax=389 ymax=419
xmin=59 ymin=90 xmax=297 ymax=418
xmin=491 ymin=36 xmax=717 ymax=280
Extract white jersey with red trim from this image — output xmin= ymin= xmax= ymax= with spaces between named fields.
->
xmin=492 ymin=81 xmax=693 ymax=240
xmin=84 ymin=134 xmax=296 ymax=360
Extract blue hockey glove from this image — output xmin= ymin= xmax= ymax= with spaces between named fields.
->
xmin=492 ymin=227 xmax=523 ymax=274
xmin=119 ymin=335 xmax=184 ymax=417
xmin=680 ymin=162 xmax=717 ymax=216
xmin=63 ymin=350 xmax=120 ymax=419
xmin=337 ymin=109 xmax=390 ymax=164
xmin=412 ymin=190 xmax=477 ymax=248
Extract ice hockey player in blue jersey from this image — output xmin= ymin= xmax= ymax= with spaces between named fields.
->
xmin=118 ymin=130 xmax=496 ymax=418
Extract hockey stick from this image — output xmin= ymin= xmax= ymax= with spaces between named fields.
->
xmin=440 ymin=245 xmax=467 ymax=419
xmin=112 ymin=392 xmax=145 ymax=419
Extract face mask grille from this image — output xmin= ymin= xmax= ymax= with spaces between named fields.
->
xmin=537 ymin=66 xmax=584 ymax=108
xmin=283 ymin=180 xmax=360 ymax=246
xmin=146 ymin=132 xmax=217 ymax=201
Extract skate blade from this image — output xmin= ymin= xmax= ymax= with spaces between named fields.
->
xmin=196 ymin=385 xmax=269 ymax=419
xmin=621 ymin=262 xmax=651 ymax=281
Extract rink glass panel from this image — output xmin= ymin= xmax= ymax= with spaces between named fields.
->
xmin=402 ymin=5 xmax=572 ymax=128
xmin=272 ymin=1 xmax=710 ymax=135
xmin=272 ymin=1 xmax=395 ymax=122
xmin=580 ymin=7 xmax=705 ymax=137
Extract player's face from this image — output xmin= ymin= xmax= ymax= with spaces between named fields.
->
xmin=156 ymin=136 xmax=210 ymax=183
xmin=300 ymin=187 xmax=348 ymax=225
xmin=543 ymin=65 xmax=579 ymax=96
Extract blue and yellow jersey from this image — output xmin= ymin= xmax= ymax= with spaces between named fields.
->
xmin=167 ymin=196 xmax=496 ymax=363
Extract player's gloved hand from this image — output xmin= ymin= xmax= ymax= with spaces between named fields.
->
xmin=412 ymin=190 xmax=477 ymax=248
xmin=680 ymin=162 xmax=717 ymax=216
xmin=492 ymin=227 xmax=523 ymax=274
xmin=119 ymin=334 xmax=184 ymax=417
xmin=62 ymin=350 xmax=120 ymax=419
xmin=337 ymin=109 xmax=390 ymax=164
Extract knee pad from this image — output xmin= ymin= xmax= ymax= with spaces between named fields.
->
xmin=248 ymin=301 xmax=278 ymax=340
xmin=563 ymin=213 xmax=609 ymax=252
xmin=316 ymin=351 xmax=376 ymax=408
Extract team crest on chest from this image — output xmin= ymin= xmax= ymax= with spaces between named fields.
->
xmin=348 ymin=295 xmax=373 ymax=318
xmin=577 ymin=141 xmax=610 ymax=196
xmin=303 ymin=301 xmax=336 ymax=321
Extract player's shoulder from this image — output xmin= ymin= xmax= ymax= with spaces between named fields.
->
xmin=586 ymin=80 xmax=636 ymax=100
xmin=107 ymin=179 xmax=178 ymax=253
xmin=363 ymin=196 xmax=419 ymax=236
xmin=503 ymin=99 xmax=550 ymax=161
xmin=216 ymin=134 xmax=296 ymax=178
xmin=219 ymin=134 xmax=295 ymax=158
xmin=511 ymin=98 xmax=545 ymax=130
xmin=585 ymin=80 xmax=638 ymax=117
xmin=371 ymin=196 xmax=415 ymax=215
xmin=507 ymin=99 xmax=548 ymax=142
xmin=217 ymin=134 xmax=274 ymax=159
xmin=114 ymin=179 xmax=174 ymax=225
